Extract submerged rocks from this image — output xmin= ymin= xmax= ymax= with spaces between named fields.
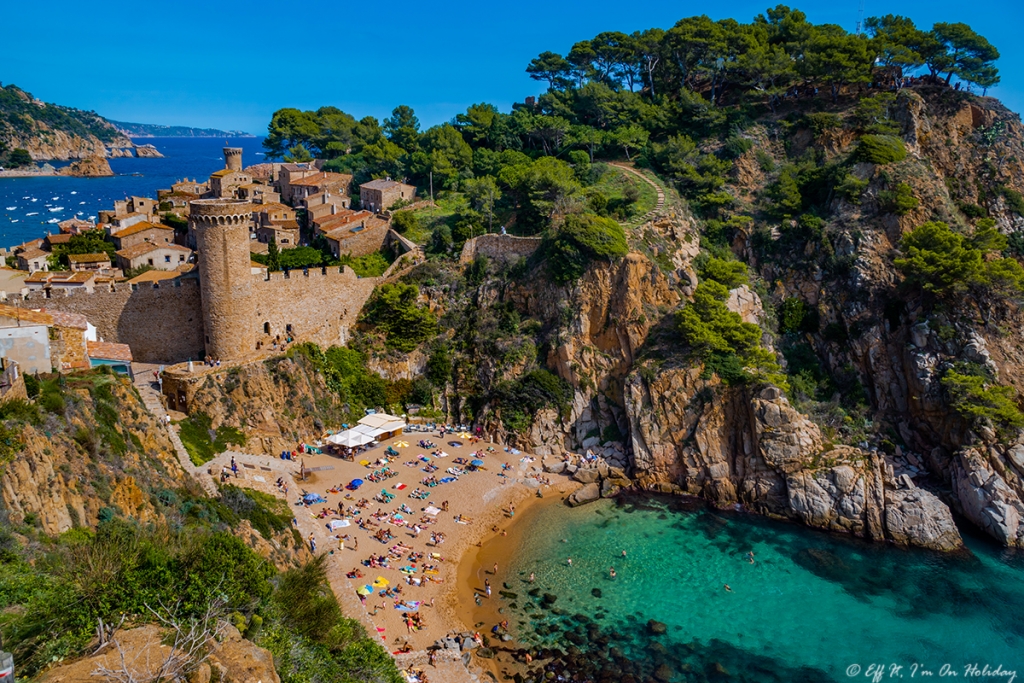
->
xmin=647 ymin=620 xmax=667 ymax=634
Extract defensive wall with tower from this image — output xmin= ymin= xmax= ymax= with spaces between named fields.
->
xmin=10 ymin=196 xmax=382 ymax=364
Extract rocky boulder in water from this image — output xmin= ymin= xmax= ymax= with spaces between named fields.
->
xmin=57 ymin=156 xmax=112 ymax=177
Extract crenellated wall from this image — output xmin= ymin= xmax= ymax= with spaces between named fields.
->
xmin=14 ymin=278 xmax=205 ymax=363
xmin=253 ymin=266 xmax=379 ymax=349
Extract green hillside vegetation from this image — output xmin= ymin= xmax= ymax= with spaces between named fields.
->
xmin=0 ymin=83 xmax=125 ymax=165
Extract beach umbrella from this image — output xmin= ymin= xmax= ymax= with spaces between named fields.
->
xmin=359 ymin=460 xmax=370 ymax=466
xmin=449 ymin=441 xmax=464 ymax=447
xmin=356 ymin=585 xmax=373 ymax=596
xmin=459 ymin=432 xmax=472 ymax=439
xmin=394 ymin=440 xmax=410 ymax=448
xmin=350 ymin=478 xmax=364 ymax=487
xmin=471 ymin=459 xmax=485 ymax=467
xmin=303 ymin=493 xmax=320 ymax=502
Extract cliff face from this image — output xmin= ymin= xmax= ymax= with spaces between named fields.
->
xmin=0 ymin=376 xmax=189 ymax=535
xmin=57 ymin=156 xmax=113 ymax=177
xmin=184 ymin=354 xmax=347 ymax=455
xmin=0 ymin=83 xmax=136 ymax=160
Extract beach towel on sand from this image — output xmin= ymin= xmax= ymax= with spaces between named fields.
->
xmin=395 ymin=601 xmax=421 ymax=611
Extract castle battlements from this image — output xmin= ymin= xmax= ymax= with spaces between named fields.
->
xmin=260 ymin=265 xmax=359 ymax=283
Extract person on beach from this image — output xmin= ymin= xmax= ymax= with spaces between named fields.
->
xmin=485 ymin=579 xmax=492 ymax=597
xmin=308 ymin=533 xmax=316 ymax=553
xmin=492 ymin=562 xmax=498 ymax=574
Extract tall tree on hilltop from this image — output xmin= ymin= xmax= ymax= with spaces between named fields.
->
xmin=383 ymin=105 xmax=421 ymax=152
xmin=632 ymin=28 xmax=665 ymax=98
xmin=865 ymin=15 xmax=929 ymax=89
xmin=526 ymin=51 xmax=572 ymax=90
xmin=929 ymin=22 xmax=1000 ymax=88
xmin=801 ymin=24 xmax=872 ymax=103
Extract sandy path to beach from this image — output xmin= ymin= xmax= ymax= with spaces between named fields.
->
xmin=204 ymin=432 xmax=573 ymax=680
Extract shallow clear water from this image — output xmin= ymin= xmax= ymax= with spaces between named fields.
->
xmin=498 ymin=495 xmax=1024 ymax=683
xmin=0 ymin=137 xmax=265 ymax=247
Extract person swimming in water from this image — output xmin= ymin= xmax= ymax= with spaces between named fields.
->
xmin=724 ymin=584 xmax=732 ymax=592
xmin=567 ymin=557 xmax=573 ymax=567
xmin=609 ymin=567 xmax=617 ymax=579
xmin=747 ymin=551 xmax=755 ymax=564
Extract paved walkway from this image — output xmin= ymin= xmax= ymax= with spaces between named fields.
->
xmin=131 ymin=363 xmax=217 ymax=496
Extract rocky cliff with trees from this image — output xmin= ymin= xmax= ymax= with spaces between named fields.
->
xmin=246 ymin=7 xmax=1024 ymax=551
xmin=0 ymin=83 xmax=137 ymax=162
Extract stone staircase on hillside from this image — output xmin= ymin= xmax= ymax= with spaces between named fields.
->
xmin=133 ymin=376 xmax=217 ymax=496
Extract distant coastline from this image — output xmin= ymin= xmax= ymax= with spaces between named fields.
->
xmin=112 ymin=120 xmax=253 ymax=138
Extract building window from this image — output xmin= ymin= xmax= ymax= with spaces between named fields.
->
xmin=147 ymin=259 xmax=154 ymax=266
xmin=264 ymin=322 xmax=270 ymax=334
xmin=164 ymin=255 xmax=171 ymax=263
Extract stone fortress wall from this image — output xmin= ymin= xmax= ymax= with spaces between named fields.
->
xmin=14 ymin=279 xmax=206 ymax=362
xmin=253 ymin=267 xmax=379 ymax=350
xmin=459 ymin=234 xmax=543 ymax=264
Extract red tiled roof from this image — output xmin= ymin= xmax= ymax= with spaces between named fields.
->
xmin=87 ymin=341 xmax=133 ymax=362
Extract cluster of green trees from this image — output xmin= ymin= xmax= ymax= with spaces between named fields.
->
xmin=678 ymin=256 xmax=786 ymax=387
xmin=528 ymin=8 xmax=999 ymax=105
xmin=47 ymin=228 xmax=117 ymax=269
xmin=0 ymin=515 xmax=400 ymax=683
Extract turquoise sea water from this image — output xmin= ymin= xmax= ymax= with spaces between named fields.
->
xmin=499 ymin=495 xmax=1024 ymax=683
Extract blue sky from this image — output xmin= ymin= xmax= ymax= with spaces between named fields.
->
xmin=3 ymin=0 xmax=1022 ymax=134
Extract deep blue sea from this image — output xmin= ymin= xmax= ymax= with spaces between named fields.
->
xmin=487 ymin=495 xmax=1024 ymax=683
xmin=0 ymin=137 xmax=265 ymax=248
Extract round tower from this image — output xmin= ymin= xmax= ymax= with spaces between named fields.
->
xmin=190 ymin=199 xmax=256 ymax=360
xmin=223 ymin=147 xmax=243 ymax=171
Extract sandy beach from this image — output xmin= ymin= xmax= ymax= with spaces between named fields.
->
xmin=202 ymin=429 xmax=577 ymax=680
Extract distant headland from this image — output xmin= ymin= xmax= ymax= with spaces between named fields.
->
xmin=109 ymin=120 xmax=253 ymax=138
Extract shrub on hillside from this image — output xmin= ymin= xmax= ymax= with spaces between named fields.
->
xmin=878 ymin=182 xmax=919 ymax=215
xmin=854 ymin=135 xmax=907 ymax=164
xmin=942 ymin=365 xmax=1024 ymax=433
xmin=362 ymin=283 xmax=438 ymax=352
xmin=895 ymin=221 xmax=1024 ymax=307
xmin=541 ymin=213 xmax=628 ymax=284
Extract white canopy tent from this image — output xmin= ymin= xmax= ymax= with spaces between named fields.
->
xmin=357 ymin=413 xmax=406 ymax=438
xmin=327 ymin=430 xmax=375 ymax=448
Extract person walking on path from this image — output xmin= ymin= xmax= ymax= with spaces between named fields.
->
xmin=308 ymin=533 xmax=317 ymax=553
xmin=231 ymin=456 xmax=238 ymax=478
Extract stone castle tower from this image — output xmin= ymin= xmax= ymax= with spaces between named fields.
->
xmin=191 ymin=199 xmax=255 ymax=360
xmin=223 ymin=147 xmax=243 ymax=171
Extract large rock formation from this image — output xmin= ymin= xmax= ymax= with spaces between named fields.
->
xmin=58 ymin=156 xmax=113 ymax=177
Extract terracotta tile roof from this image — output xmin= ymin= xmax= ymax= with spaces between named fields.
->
xmin=267 ymin=220 xmax=300 ymax=230
xmin=18 ymin=247 xmax=49 ymax=261
xmin=254 ymin=203 xmax=292 ymax=214
xmin=280 ymin=163 xmax=315 ymax=171
xmin=325 ymin=217 xmax=387 ymax=241
xmin=68 ymin=253 xmax=111 ymax=264
xmin=126 ymin=270 xmax=181 ymax=285
xmin=117 ymin=242 xmax=192 ymax=259
xmin=87 ymin=341 xmax=133 ymax=362
xmin=361 ymin=179 xmax=403 ymax=191
xmin=0 ymin=303 xmax=53 ymax=326
xmin=251 ymin=260 xmax=268 ymax=269
xmin=45 ymin=233 xmax=73 ymax=245
xmin=14 ymin=239 xmax=45 ymax=252
xmin=210 ymin=169 xmax=234 ymax=178
xmin=317 ymin=210 xmax=372 ymax=230
xmin=25 ymin=271 xmax=95 ymax=285
xmin=114 ymin=221 xmax=172 ymax=238
xmin=289 ymin=172 xmax=352 ymax=187
xmin=37 ymin=309 xmax=89 ymax=329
